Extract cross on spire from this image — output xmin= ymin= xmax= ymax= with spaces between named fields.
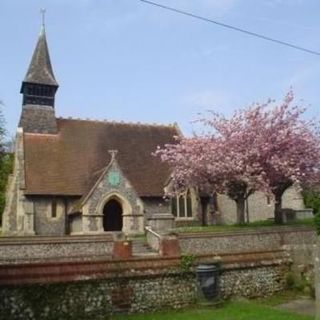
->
xmin=108 ymin=150 xmax=118 ymax=161
xmin=20 ymin=9 xmax=59 ymax=108
xmin=40 ymin=8 xmax=46 ymax=28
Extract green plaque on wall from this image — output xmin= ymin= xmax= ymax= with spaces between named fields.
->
xmin=108 ymin=171 xmax=120 ymax=186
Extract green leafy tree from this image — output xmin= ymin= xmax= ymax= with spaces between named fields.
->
xmin=303 ymin=189 xmax=320 ymax=215
xmin=0 ymin=102 xmax=14 ymax=224
xmin=0 ymin=101 xmax=5 ymax=159
xmin=0 ymin=154 xmax=13 ymax=223
xmin=303 ymin=188 xmax=320 ymax=236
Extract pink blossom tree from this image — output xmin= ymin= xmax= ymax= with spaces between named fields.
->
xmin=246 ymin=91 xmax=320 ymax=223
xmin=156 ymin=112 xmax=269 ymax=224
xmin=156 ymin=91 xmax=320 ymax=224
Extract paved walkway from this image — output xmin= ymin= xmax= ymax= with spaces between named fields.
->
xmin=276 ymin=298 xmax=315 ymax=317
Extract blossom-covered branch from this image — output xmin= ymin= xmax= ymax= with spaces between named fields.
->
xmin=155 ymin=91 xmax=320 ymax=224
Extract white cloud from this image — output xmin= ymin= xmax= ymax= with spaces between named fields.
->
xmin=181 ymin=89 xmax=238 ymax=115
xmin=179 ymin=89 xmax=242 ymax=135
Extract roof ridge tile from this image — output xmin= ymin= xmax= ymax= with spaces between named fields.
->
xmin=57 ymin=116 xmax=176 ymax=128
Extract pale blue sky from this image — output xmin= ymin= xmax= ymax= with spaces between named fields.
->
xmin=1 ymin=0 xmax=319 ymax=137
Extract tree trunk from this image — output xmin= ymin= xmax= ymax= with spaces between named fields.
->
xmin=236 ymin=197 xmax=246 ymax=225
xmin=200 ymin=197 xmax=208 ymax=226
xmin=274 ymin=192 xmax=284 ymax=224
xmin=272 ymin=181 xmax=292 ymax=224
xmin=226 ymin=182 xmax=249 ymax=225
xmin=316 ymin=237 xmax=320 ymax=320
xmin=245 ymin=197 xmax=250 ymax=224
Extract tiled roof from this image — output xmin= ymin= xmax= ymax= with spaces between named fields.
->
xmin=23 ymin=118 xmax=178 ymax=197
xmin=22 ymin=27 xmax=58 ymax=87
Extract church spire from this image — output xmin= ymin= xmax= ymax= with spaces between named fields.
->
xmin=20 ymin=10 xmax=58 ymax=107
xmin=19 ymin=12 xmax=59 ymax=134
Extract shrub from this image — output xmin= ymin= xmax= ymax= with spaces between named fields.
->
xmin=285 ymin=272 xmax=295 ymax=289
xmin=303 ymin=189 xmax=320 ymax=215
xmin=303 ymin=189 xmax=320 ymax=235
xmin=180 ymin=255 xmax=196 ymax=272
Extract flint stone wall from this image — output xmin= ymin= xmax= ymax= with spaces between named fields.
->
xmin=0 ymin=235 xmax=113 ymax=264
xmin=33 ymin=197 xmax=66 ymax=236
xmin=0 ymin=262 xmax=287 ymax=320
xmin=220 ymin=265 xmax=286 ymax=298
xmin=142 ymin=198 xmax=172 ymax=231
xmin=179 ymin=226 xmax=316 ymax=255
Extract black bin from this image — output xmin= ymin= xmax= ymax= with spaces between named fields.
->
xmin=196 ymin=264 xmax=220 ymax=300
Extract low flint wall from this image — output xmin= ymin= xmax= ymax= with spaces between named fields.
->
xmin=0 ymin=235 xmax=114 ymax=264
xmin=178 ymin=226 xmax=316 ymax=255
xmin=0 ymin=250 xmax=289 ymax=320
xmin=0 ymin=226 xmax=314 ymax=319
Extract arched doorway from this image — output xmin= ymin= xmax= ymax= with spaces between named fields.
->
xmin=103 ymin=199 xmax=123 ymax=231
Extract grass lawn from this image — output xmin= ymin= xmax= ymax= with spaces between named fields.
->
xmin=175 ymin=218 xmax=315 ymax=233
xmin=111 ymin=300 xmax=313 ymax=320
xmin=258 ymin=289 xmax=310 ymax=306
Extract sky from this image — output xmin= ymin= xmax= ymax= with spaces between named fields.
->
xmin=1 ymin=0 xmax=320 ymax=137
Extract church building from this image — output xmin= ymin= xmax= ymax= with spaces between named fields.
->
xmin=2 ymin=24 xmax=305 ymax=236
xmin=2 ymin=24 xmax=202 ymax=236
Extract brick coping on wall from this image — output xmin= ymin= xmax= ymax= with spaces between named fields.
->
xmin=0 ymin=254 xmax=115 ymax=265
xmin=0 ymin=234 xmax=114 ymax=245
xmin=0 ymin=249 xmax=289 ymax=286
xmin=177 ymin=225 xmax=315 ymax=239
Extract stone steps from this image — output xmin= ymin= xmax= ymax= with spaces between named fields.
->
xmin=131 ymin=239 xmax=158 ymax=257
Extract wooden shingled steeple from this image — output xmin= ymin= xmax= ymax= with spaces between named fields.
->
xmin=20 ymin=12 xmax=58 ymax=108
xmin=19 ymin=12 xmax=59 ymax=134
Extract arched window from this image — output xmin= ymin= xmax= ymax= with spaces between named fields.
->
xmin=51 ymin=199 xmax=57 ymax=218
xmin=171 ymin=190 xmax=193 ymax=219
